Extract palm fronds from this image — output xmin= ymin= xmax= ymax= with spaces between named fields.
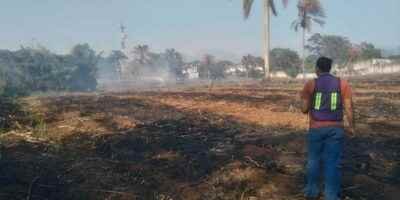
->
xmin=243 ymin=0 xmax=289 ymax=19
xmin=292 ymin=0 xmax=325 ymax=32
xmin=269 ymin=0 xmax=278 ymax=16
xmin=243 ymin=0 xmax=254 ymax=19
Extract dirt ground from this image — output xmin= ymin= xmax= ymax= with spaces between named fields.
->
xmin=0 ymin=76 xmax=399 ymax=200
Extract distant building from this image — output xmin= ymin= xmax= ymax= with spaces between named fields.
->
xmin=296 ymin=73 xmax=317 ymax=79
xmin=253 ymin=66 xmax=264 ymax=71
xmin=372 ymin=59 xmax=392 ymax=65
xmin=225 ymin=64 xmax=247 ymax=75
xmin=183 ymin=63 xmax=200 ymax=79
xmin=271 ymin=71 xmax=289 ymax=78
xmin=334 ymin=59 xmax=400 ymax=76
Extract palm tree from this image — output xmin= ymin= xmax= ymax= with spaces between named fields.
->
xmin=292 ymin=0 xmax=325 ymax=79
xmin=243 ymin=0 xmax=288 ymax=79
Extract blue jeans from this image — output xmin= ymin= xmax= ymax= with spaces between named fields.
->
xmin=305 ymin=127 xmax=344 ymax=200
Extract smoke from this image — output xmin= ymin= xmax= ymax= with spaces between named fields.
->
xmin=97 ymin=51 xmax=180 ymax=92
xmin=95 ymin=45 xmax=267 ymax=92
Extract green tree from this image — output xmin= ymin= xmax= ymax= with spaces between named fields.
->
xmin=389 ymin=54 xmax=400 ymax=61
xmin=241 ymin=54 xmax=255 ymax=78
xmin=10 ymin=47 xmax=72 ymax=93
xmin=306 ymin=33 xmax=352 ymax=67
xmin=67 ymin=44 xmax=99 ymax=91
xmin=250 ymin=57 xmax=265 ymax=79
xmin=199 ymin=54 xmax=216 ymax=79
xmin=0 ymin=49 xmax=27 ymax=96
xmin=359 ymin=42 xmax=382 ymax=60
xmin=241 ymin=55 xmax=265 ymax=79
xmin=164 ymin=48 xmax=185 ymax=80
xmin=270 ymin=48 xmax=301 ymax=77
xmin=304 ymin=54 xmax=318 ymax=72
xmin=0 ymin=44 xmax=101 ymax=96
xmin=211 ymin=60 xmax=231 ymax=80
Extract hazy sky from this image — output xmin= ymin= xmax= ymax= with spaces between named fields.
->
xmin=0 ymin=0 xmax=399 ymax=60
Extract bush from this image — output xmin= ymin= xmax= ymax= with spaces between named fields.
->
xmin=0 ymin=44 xmax=99 ymax=97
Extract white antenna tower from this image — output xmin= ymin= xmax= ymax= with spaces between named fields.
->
xmin=118 ymin=23 xmax=131 ymax=79
xmin=120 ymin=23 xmax=128 ymax=51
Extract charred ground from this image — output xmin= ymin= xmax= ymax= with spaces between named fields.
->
xmin=0 ymin=77 xmax=399 ymax=200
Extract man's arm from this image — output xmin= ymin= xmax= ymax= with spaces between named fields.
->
xmin=301 ymin=97 xmax=310 ymax=114
xmin=344 ymin=98 xmax=355 ymax=134
xmin=342 ymin=80 xmax=355 ymax=135
xmin=300 ymin=81 xmax=313 ymax=114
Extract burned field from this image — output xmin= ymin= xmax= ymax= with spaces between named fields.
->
xmin=0 ymin=78 xmax=399 ymax=200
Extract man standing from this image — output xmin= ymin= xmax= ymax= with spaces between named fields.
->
xmin=301 ymin=57 xmax=355 ymax=200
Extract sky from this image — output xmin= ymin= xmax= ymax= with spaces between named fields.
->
xmin=0 ymin=0 xmax=399 ymax=60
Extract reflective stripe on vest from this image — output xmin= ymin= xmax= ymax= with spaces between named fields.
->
xmin=331 ymin=92 xmax=338 ymax=111
xmin=314 ymin=92 xmax=322 ymax=110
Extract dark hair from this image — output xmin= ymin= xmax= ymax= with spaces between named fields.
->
xmin=316 ymin=57 xmax=333 ymax=72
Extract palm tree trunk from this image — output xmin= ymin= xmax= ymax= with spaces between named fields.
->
xmin=302 ymin=27 xmax=306 ymax=80
xmin=262 ymin=0 xmax=271 ymax=79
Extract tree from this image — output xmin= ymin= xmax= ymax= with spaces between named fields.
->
xmin=164 ymin=49 xmax=185 ymax=80
xmin=243 ymin=0 xmax=289 ymax=79
xmin=0 ymin=50 xmax=26 ymax=96
xmin=304 ymin=54 xmax=318 ymax=72
xmin=389 ymin=55 xmax=400 ymax=65
xmin=129 ymin=44 xmax=159 ymax=78
xmin=66 ymin=44 xmax=99 ymax=91
xmin=292 ymin=0 xmax=325 ymax=79
xmin=218 ymin=60 xmax=234 ymax=68
xmin=0 ymin=74 xmax=5 ymax=96
xmin=211 ymin=60 xmax=232 ymax=80
xmin=389 ymin=54 xmax=400 ymax=61
xmin=10 ymin=47 xmax=74 ymax=92
xmin=306 ymin=33 xmax=352 ymax=67
xmin=250 ymin=57 xmax=265 ymax=78
xmin=241 ymin=54 xmax=254 ymax=78
xmin=133 ymin=45 xmax=151 ymax=65
xmin=241 ymin=55 xmax=265 ymax=78
xmin=359 ymin=42 xmax=382 ymax=60
xmin=270 ymin=48 xmax=301 ymax=77
xmin=108 ymin=50 xmax=127 ymax=79
xmin=199 ymin=54 xmax=217 ymax=79
xmin=0 ymin=44 xmax=100 ymax=96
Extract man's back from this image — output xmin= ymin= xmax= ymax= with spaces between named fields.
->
xmin=301 ymin=76 xmax=352 ymax=129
